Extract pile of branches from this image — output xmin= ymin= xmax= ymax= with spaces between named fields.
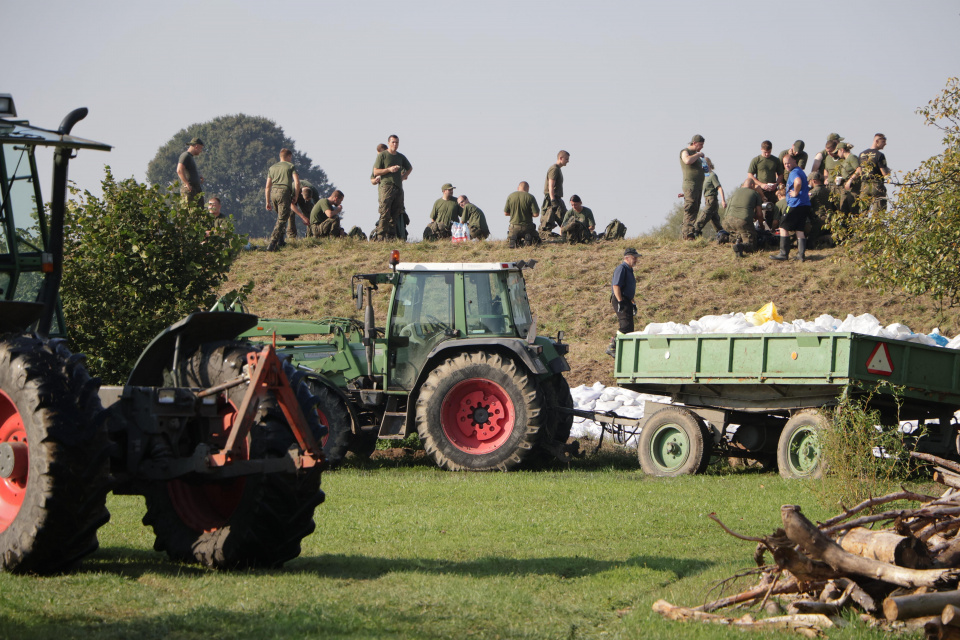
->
xmin=653 ymin=453 xmax=960 ymax=639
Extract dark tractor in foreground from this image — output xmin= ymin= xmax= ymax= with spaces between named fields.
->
xmin=0 ymin=95 xmax=325 ymax=574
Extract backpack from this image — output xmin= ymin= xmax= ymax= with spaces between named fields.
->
xmin=604 ymin=219 xmax=627 ymax=240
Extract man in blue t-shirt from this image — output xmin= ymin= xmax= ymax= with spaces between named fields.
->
xmin=606 ymin=248 xmax=640 ymax=357
xmin=771 ymin=154 xmax=812 ymax=262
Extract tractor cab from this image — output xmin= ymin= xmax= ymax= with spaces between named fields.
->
xmin=0 ymin=93 xmax=112 ymax=336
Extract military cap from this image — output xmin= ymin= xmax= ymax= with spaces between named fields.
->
xmin=188 ymin=137 xmax=205 ymax=146
xmin=441 ymin=183 xmax=455 ymax=191
xmin=826 ymin=133 xmax=844 ymax=143
xmin=793 ymin=140 xmax=805 ymax=153
xmin=809 ymin=171 xmax=823 ymax=181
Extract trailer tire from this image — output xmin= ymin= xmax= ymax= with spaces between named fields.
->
xmin=638 ymin=406 xmax=711 ymax=477
xmin=306 ymin=380 xmax=352 ymax=469
xmin=777 ymin=410 xmax=827 ymax=480
xmin=141 ymin=342 xmax=325 ymax=568
xmin=0 ymin=334 xmax=110 ymax=574
xmin=416 ymin=352 xmax=542 ymax=471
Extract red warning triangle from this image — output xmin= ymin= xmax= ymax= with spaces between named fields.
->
xmin=866 ymin=343 xmax=893 ymax=376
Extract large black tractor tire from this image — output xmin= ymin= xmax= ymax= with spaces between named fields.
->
xmin=416 ymin=352 xmax=543 ymax=471
xmin=530 ymin=374 xmax=575 ymax=465
xmin=0 ymin=334 xmax=110 ymax=574
xmin=777 ymin=409 xmax=828 ymax=480
xmin=141 ymin=342 xmax=325 ymax=569
xmin=637 ymin=406 xmax=712 ymax=477
xmin=305 ymin=379 xmax=353 ymax=469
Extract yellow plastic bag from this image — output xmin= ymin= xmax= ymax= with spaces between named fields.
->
xmin=746 ymin=302 xmax=783 ymax=326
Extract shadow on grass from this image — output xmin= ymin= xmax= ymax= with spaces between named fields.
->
xmin=78 ymin=547 xmax=711 ymax=584
xmin=289 ymin=553 xmax=711 ymax=581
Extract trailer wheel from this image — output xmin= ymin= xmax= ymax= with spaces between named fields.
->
xmin=416 ymin=352 xmax=542 ymax=471
xmin=0 ymin=335 xmax=110 ymax=574
xmin=306 ymin=380 xmax=353 ymax=469
xmin=638 ymin=407 xmax=711 ymax=477
xmin=142 ymin=342 xmax=325 ymax=568
xmin=777 ymin=410 xmax=827 ymax=479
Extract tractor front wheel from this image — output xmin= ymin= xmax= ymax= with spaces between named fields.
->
xmin=141 ymin=342 xmax=325 ymax=568
xmin=416 ymin=352 xmax=542 ymax=471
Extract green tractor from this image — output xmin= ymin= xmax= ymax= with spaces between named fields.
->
xmin=0 ymin=95 xmax=325 ymax=574
xmin=238 ymin=250 xmax=577 ymax=471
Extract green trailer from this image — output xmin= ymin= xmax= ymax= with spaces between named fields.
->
xmin=607 ymin=332 xmax=960 ymax=479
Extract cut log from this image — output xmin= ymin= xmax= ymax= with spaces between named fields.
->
xmin=781 ymin=505 xmax=960 ymax=590
xmin=934 ymin=470 xmax=960 ymax=490
xmin=944 ymin=604 xmax=960 ymax=627
xmin=883 ymin=591 xmax=960 ymax=621
xmin=838 ymin=526 xmax=929 ymax=568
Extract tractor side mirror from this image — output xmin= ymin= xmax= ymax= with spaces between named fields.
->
xmin=355 ymin=283 xmax=364 ymax=310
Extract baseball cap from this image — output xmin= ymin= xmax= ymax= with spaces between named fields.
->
xmin=793 ymin=140 xmax=805 ymax=153
xmin=623 ymin=248 xmax=640 ymax=258
xmin=690 ymin=134 xmax=705 ymax=144
xmin=826 ymin=133 xmax=844 ymax=143
xmin=441 ymin=183 xmax=455 ymax=191
xmin=809 ymin=171 xmax=823 ymax=181
xmin=188 ymin=137 xmax=204 ymax=146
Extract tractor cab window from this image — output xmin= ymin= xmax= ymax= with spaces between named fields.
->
xmin=506 ymin=271 xmax=533 ymax=338
xmin=1 ymin=143 xmax=45 ymax=254
xmin=389 ymin=271 xmax=455 ymax=389
xmin=464 ymin=272 xmax=514 ymax=336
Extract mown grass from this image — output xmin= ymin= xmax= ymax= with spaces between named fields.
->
xmin=0 ymin=451 xmax=929 ymax=639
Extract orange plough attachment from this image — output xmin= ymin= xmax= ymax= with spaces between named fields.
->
xmin=208 ymin=344 xmax=323 ymax=469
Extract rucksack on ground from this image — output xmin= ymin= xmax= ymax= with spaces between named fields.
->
xmin=604 ymin=219 xmax=627 ymax=240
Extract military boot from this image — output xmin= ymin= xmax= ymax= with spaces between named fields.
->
xmin=733 ymin=241 xmax=744 ymax=258
xmin=793 ymin=238 xmax=807 ymax=262
xmin=770 ymin=235 xmax=790 ymax=261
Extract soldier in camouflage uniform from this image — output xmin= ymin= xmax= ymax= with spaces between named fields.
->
xmin=679 ymin=135 xmax=706 ymax=240
xmin=695 ymin=157 xmax=726 ymax=237
xmin=560 ymin=195 xmax=596 ymax=243
xmin=371 ymin=135 xmax=412 ymax=240
xmin=457 ymin=195 xmax=490 ymax=240
xmin=504 ymin=182 xmax=540 ymax=248
xmin=853 ymin=134 xmax=890 ymax=212
xmin=778 ymin=140 xmax=808 ymax=170
xmin=723 ymin=180 xmax=764 ymax=255
xmin=806 ymin=171 xmax=834 ymax=247
xmin=310 ymin=190 xmax=345 ymax=238
xmin=264 ymin=148 xmax=301 ymax=252
xmin=424 ymin=183 xmax=462 ymax=240
xmin=747 ymin=140 xmax=784 ymax=207
xmin=177 ymin=137 xmax=205 ymax=208
xmin=539 ymin=150 xmax=570 ymax=237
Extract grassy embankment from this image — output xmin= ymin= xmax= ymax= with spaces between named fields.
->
xmin=222 ymin=235 xmax=957 ymax=387
xmin=1 ymin=236 xmax=945 ymax=639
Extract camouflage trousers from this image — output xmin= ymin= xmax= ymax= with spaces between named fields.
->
xmin=311 ymin=217 xmax=342 ymax=238
xmin=423 ymin=220 xmax=452 ymax=241
xmin=181 ymin=184 xmax=204 ymax=209
xmin=539 ymin=197 xmax=566 ymax=234
xmin=376 ymin=183 xmax=403 ymax=240
xmin=695 ymin=194 xmax=723 ymax=235
xmin=681 ymin=183 xmax=702 ymax=239
xmin=561 ymin=220 xmax=592 ymax=244
xmin=469 ymin=226 xmax=489 ymax=241
xmin=267 ymin=187 xmax=293 ymax=251
xmin=722 ymin=216 xmax=757 ymax=253
xmin=508 ymin=222 xmax=538 ymax=249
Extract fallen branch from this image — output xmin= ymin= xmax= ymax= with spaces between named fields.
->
xmin=913 ymin=452 xmax=960 ymax=475
xmin=819 ymin=491 xmax=940 ymax=529
xmin=653 ymin=599 xmax=834 ymax=638
xmin=782 ymin=505 xmax=960 ymax=590
xmin=883 ymin=591 xmax=960 ymax=621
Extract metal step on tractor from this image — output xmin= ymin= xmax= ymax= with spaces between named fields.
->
xmin=232 ymin=252 xmax=578 ymax=471
xmin=0 ymin=94 xmax=326 ymax=574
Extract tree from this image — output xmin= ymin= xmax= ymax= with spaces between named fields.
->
xmin=62 ymin=168 xmax=246 ymax=383
xmin=836 ymin=78 xmax=960 ymax=314
xmin=145 ymin=115 xmax=334 ymax=236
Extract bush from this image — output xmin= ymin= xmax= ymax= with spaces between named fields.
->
xmin=813 ymin=386 xmax=918 ymax=509
xmin=62 ymin=168 xmax=246 ymax=383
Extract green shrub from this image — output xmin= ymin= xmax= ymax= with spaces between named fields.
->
xmin=62 ymin=168 xmax=246 ymax=383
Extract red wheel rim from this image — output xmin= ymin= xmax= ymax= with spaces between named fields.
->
xmin=0 ymin=389 xmax=28 ymax=532
xmin=317 ymin=407 xmax=330 ymax=448
xmin=168 ymin=400 xmax=247 ymax=533
xmin=440 ymin=378 xmax=515 ymax=454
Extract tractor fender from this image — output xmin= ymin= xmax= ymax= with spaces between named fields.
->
xmin=299 ymin=369 xmax=363 ymax=435
xmin=405 ymin=338 xmax=553 ymax=429
xmin=126 ymin=312 xmax=259 ymax=386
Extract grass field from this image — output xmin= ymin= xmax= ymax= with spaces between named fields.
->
xmin=0 ymin=447 xmax=929 ymax=639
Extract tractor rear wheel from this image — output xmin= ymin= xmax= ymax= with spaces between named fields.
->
xmin=141 ymin=342 xmax=325 ymax=568
xmin=306 ymin=380 xmax=353 ymax=469
xmin=0 ymin=334 xmax=110 ymax=574
xmin=416 ymin=352 xmax=543 ymax=471
xmin=532 ymin=375 xmax=575 ymax=465
xmin=638 ymin=406 xmax=711 ymax=477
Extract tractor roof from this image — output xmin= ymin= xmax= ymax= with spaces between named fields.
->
xmin=396 ymin=262 xmax=527 ymax=272
xmin=0 ymin=118 xmax=112 ymax=151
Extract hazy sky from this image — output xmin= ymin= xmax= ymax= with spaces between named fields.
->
xmin=4 ymin=1 xmax=959 ymax=238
